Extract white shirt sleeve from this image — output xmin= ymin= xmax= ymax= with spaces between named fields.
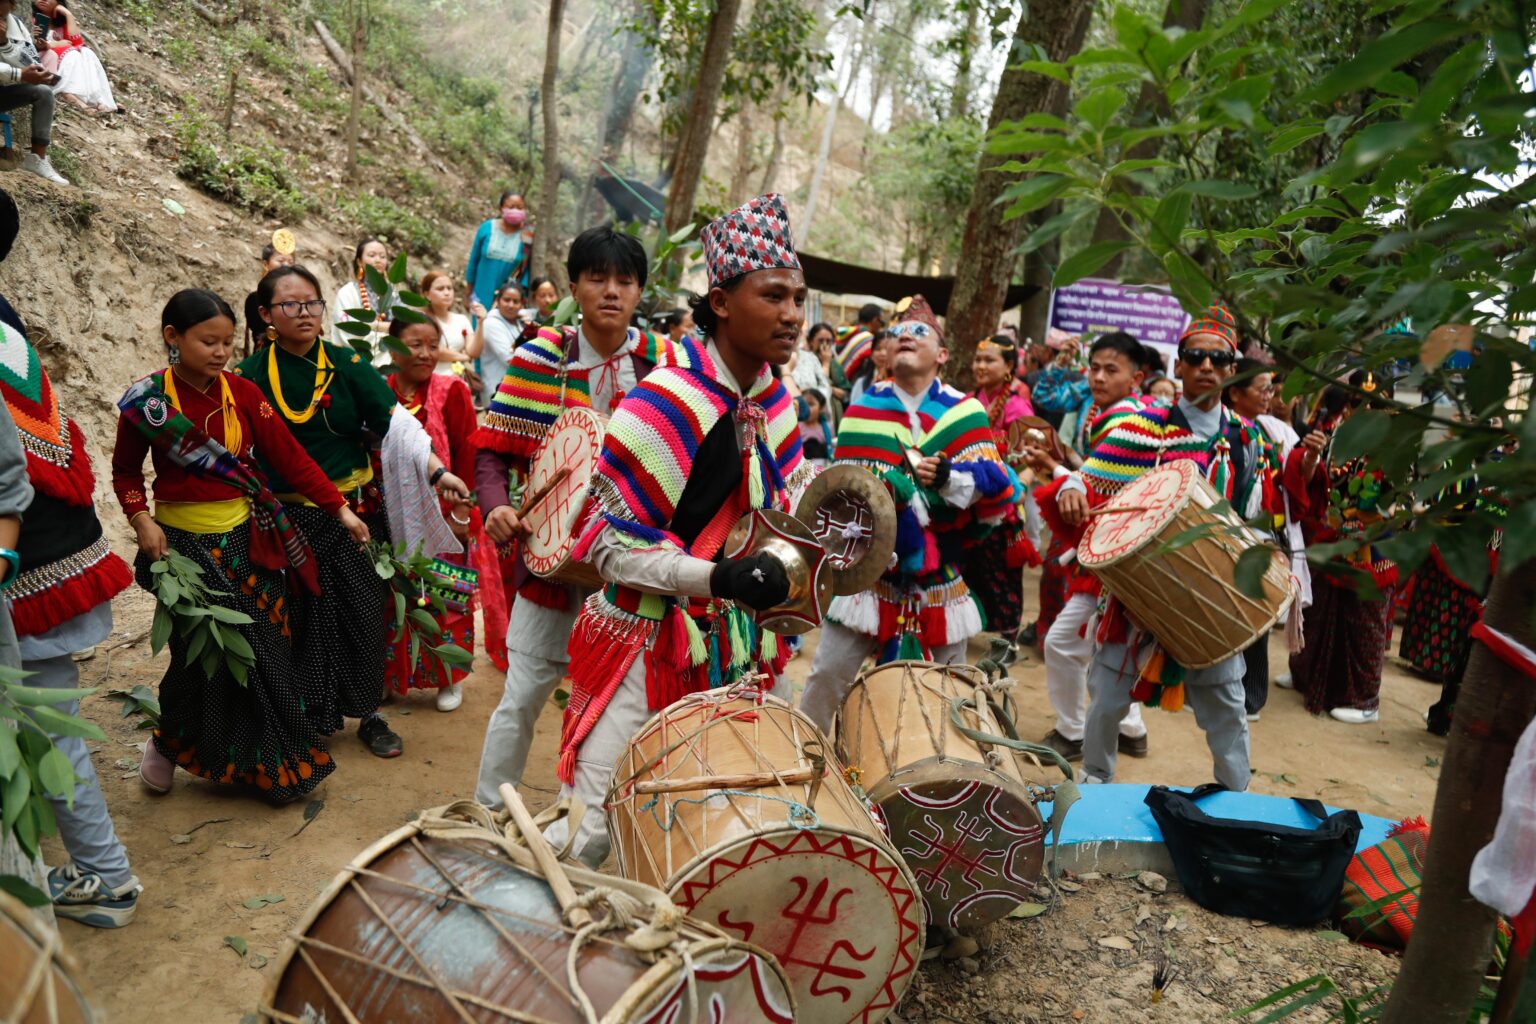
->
xmin=938 ymin=468 xmax=978 ymax=509
xmin=1057 ymin=471 xmax=1087 ymax=496
xmin=482 ymin=316 xmax=515 ymax=367
xmin=586 ymin=525 xmax=716 ymax=598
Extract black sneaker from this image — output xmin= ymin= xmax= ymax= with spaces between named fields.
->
xmin=1017 ymin=623 xmax=1038 ymax=648
xmin=1118 ymin=733 xmax=1149 ymax=758
xmin=1042 ymin=729 xmax=1084 ymax=762
xmin=358 ymin=714 xmax=402 ymax=758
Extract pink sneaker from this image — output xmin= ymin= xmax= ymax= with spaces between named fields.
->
xmin=139 ymin=741 xmax=174 ymax=794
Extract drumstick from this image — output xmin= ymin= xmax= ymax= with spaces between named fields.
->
xmin=1088 ymin=505 xmax=1151 ymax=516
xmin=498 ymin=783 xmax=592 ymax=928
xmin=633 ymin=767 xmax=820 ymax=795
xmin=517 ymin=467 xmax=572 ymax=518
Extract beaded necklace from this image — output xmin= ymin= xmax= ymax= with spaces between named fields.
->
xmin=267 ymin=340 xmax=335 ymax=424
xmin=164 ymin=367 xmax=243 ymax=454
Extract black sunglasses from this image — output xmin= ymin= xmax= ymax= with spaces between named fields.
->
xmin=1178 ymin=348 xmax=1237 ymax=369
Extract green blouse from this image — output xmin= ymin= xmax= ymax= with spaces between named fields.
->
xmin=233 ymin=340 xmax=397 ymax=494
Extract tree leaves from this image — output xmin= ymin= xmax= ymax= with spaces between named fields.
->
xmin=1305 ymin=19 xmax=1470 ymax=103
xmin=1055 ymin=242 xmax=1134 ymax=287
xmin=0 ymin=874 xmax=49 ymax=907
xmin=1234 ymin=545 xmax=1277 ymax=600
xmin=1073 ymin=86 xmax=1128 ymax=132
xmin=1330 ymin=410 xmax=1392 ymax=462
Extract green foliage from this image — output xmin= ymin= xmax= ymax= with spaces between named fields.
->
xmin=866 ymin=118 xmax=984 ymax=272
xmin=991 ymin=0 xmax=1533 ymax=593
xmin=103 ymin=685 xmax=161 ymax=732
xmin=367 ymin=541 xmax=476 ymax=676
xmin=633 ymin=0 xmax=831 ymax=133
xmin=149 ymin=548 xmax=257 ymax=688
xmin=0 ymin=661 xmax=102 ymax=864
xmin=173 ymin=111 xmax=315 ymax=221
xmin=337 ymin=254 xmax=426 ymax=360
xmin=628 ymin=220 xmax=705 ymax=328
xmin=337 ymin=194 xmax=446 ymax=261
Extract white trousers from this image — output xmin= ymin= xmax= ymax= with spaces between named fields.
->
xmin=1043 ymin=592 xmax=1145 ymax=742
xmin=799 ymin=620 xmax=967 ymax=736
xmin=473 ymin=595 xmax=580 ymax=807
xmin=544 ymin=658 xmax=653 ymax=868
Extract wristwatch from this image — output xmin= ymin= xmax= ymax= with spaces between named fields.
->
xmin=0 ymin=547 xmax=19 ymax=590
xmin=429 ymin=467 xmax=448 ymax=487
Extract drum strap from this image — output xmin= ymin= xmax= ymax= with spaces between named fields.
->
xmin=948 ymin=696 xmax=1080 ymax=880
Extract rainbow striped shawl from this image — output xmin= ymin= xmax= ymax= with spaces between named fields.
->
xmin=834 ymin=379 xmax=1015 ymax=527
xmin=1079 ymin=399 xmax=1266 ymax=515
xmin=833 ymin=327 xmax=874 ymax=379
xmin=583 ymin=338 xmax=809 ymax=563
xmin=473 ymin=325 xmax=680 ymax=458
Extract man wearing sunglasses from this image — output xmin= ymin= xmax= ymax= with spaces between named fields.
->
xmin=1048 ymin=304 xmax=1268 ymax=793
xmin=799 ymin=295 xmax=1018 ymax=734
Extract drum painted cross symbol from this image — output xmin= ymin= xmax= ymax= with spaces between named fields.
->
xmin=531 ymin=430 xmax=590 ymax=547
xmin=902 ymin=812 xmax=1004 ymax=900
xmin=523 ymin=408 xmax=605 ymax=578
xmin=777 ymin=877 xmax=876 ymax=1002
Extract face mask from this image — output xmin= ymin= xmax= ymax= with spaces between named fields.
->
xmin=502 ymin=208 xmax=527 ymax=228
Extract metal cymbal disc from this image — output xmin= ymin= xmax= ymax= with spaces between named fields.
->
xmin=794 ymin=465 xmax=897 ymax=596
xmin=722 ymin=508 xmax=833 ymax=636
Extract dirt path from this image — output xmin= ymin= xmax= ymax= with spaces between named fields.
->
xmin=47 ymin=576 xmax=1434 ymax=1022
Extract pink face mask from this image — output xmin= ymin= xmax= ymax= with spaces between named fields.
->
xmin=501 ymin=208 xmax=527 ymax=228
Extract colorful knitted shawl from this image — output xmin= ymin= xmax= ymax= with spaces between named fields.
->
xmin=118 ymin=373 xmax=322 ymax=593
xmin=473 ymin=325 xmax=681 ymax=458
xmin=1076 ymin=399 xmax=1265 ymax=516
xmin=835 ymin=379 xmax=1016 ymax=530
xmin=557 ymin=339 xmax=811 ymax=784
xmin=834 ymin=327 xmax=874 ymax=379
xmin=0 ymin=307 xmax=132 ymax=634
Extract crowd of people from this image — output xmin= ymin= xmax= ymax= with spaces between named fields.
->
xmin=0 ymin=183 xmax=1480 ymax=938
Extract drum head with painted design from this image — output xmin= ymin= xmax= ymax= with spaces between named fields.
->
xmin=1079 ymin=460 xmax=1198 ymax=567
xmin=524 ymin=407 xmax=605 ymax=578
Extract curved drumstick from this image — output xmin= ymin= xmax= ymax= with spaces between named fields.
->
xmin=518 ymin=466 xmax=572 ymax=519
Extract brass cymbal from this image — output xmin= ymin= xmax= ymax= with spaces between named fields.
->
xmin=794 ymin=465 xmax=897 ymax=596
xmin=722 ymin=509 xmax=832 ymax=636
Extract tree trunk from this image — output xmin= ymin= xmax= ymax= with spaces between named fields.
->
xmin=726 ymin=107 xmax=758 ymax=205
xmin=1380 ymin=565 xmax=1536 ymax=1024
xmin=343 ymin=0 xmax=364 ymax=183
xmin=1088 ymin=0 xmax=1210 ymax=276
xmin=663 ymin=0 xmax=745 ymax=235
xmin=802 ymin=18 xmax=867 ymax=245
xmin=535 ymin=0 xmax=567 ymax=285
xmin=948 ymin=0 xmax=979 ymax=122
xmin=758 ymin=90 xmax=788 ymax=193
xmin=944 ymin=0 xmax=1095 ymax=372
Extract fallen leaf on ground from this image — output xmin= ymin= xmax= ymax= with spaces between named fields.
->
xmin=1098 ymin=935 xmax=1134 ymax=950
xmin=224 ymin=936 xmax=248 ymax=957
xmin=170 ymin=835 xmax=192 ymax=845
xmin=1058 ymin=880 xmax=1082 ymax=893
xmin=1009 ymin=902 xmax=1048 ymax=919
xmin=1316 ymin=930 xmax=1348 ymax=942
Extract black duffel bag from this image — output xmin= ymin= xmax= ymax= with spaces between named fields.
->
xmin=1144 ymin=783 xmax=1363 ymax=925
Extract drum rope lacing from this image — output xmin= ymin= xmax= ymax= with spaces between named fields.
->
xmin=639 ymin=789 xmax=821 ymax=832
xmin=264 ymin=800 xmax=752 ymax=1024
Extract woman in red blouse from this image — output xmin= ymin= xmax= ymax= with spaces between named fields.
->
xmin=113 ymin=290 xmax=368 ymax=804
xmin=382 ymin=318 xmax=483 ymax=710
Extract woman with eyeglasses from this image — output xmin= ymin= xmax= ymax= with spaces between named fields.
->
xmin=235 ymin=266 xmax=472 ymax=759
xmin=115 ymin=289 xmax=368 ymax=803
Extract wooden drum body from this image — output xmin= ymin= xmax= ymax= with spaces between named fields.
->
xmin=524 ymin=406 xmax=607 ymax=590
xmin=609 ymin=688 xmax=925 ymax=1024
xmin=0 ymin=890 xmax=97 ymax=1024
xmin=1079 ymin=460 xmax=1296 ymax=668
xmin=263 ymin=810 xmax=794 ymax=1024
xmin=839 ymin=661 xmax=1045 ymax=932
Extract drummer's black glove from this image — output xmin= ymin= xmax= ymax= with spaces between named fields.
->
xmin=710 ymin=552 xmax=790 ymax=611
xmin=930 ymin=453 xmax=952 ymax=490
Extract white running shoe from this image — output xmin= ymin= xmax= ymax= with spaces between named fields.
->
xmin=1329 ymin=707 xmax=1380 ymax=724
xmin=1275 ymin=673 xmax=1294 ymax=690
xmin=435 ymin=682 xmax=463 ymax=712
xmin=20 ymin=152 xmax=68 ymax=185
xmin=1247 ymin=712 xmax=1261 ymax=722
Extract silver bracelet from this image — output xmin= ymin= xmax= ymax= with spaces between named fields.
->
xmin=449 ymin=512 xmax=471 ymax=525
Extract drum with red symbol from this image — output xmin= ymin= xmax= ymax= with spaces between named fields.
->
xmin=1078 ymin=459 xmax=1296 ymax=668
xmin=607 ymin=687 xmax=925 ymax=1024
xmin=838 ymin=660 xmax=1046 ymax=933
xmin=523 ymin=406 xmax=607 ymax=589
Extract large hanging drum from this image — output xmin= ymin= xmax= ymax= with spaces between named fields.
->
xmin=1078 ymin=459 xmax=1296 ymax=668
xmin=608 ymin=687 xmax=925 ymax=1024
xmin=839 ymin=661 xmax=1046 ymax=932
xmin=523 ymin=406 xmax=607 ymax=589
xmin=0 ymin=888 xmax=98 ymax=1023
xmin=261 ymin=802 xmax=794 ymax=1024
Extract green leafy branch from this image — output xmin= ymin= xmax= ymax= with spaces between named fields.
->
xmin=103 ymin=684 xmax=161 ymax=732
xmin=0 ymin=661 xmax=103 ymax=904
xmin=333 ymin=252 xmax=432 ymax=361
xmin=149 ymin=549 xmax=256 ymax=687
xmin=366 ymin=540 xmax=475 ymax=676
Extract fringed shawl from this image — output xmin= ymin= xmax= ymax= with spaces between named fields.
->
xmin=557 ymin=341 xmax=811 ymax=785
xmin=472 ymin=325 xmax=680 ymax=458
